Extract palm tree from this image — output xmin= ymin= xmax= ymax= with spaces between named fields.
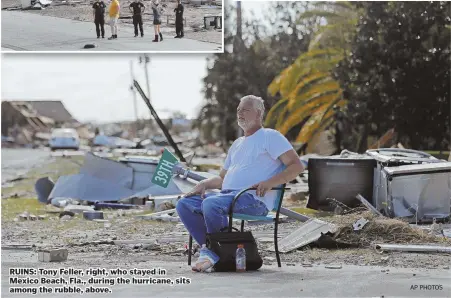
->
xmin=265 ymin=2 xmax=361 ymax=145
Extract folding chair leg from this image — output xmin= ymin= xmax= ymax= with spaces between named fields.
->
xmin=274 ymin=220 xmax=281 ymax=267
xmin=241 ymin=220 xmax=244 ymax=232
xmin=188 ymin=235 xmax=193 ymax=266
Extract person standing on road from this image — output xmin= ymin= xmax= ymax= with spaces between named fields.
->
xmin=129 ymin=0 xmax=145 ymax=37
xmin=151 ymin=0 xmax=163 ymax=42
xmin=174 ymin=0 xmax=184 ymax=38
xmin=92 ymin=0 xmax=106 ymax=38
xmin=108 ymin=0 xmax=120 ymax=40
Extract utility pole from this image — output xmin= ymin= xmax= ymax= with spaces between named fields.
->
xmin=139 ymin=54 xmax=152 ymax=104
xmin=138 ymin=54 xmax=154 ymax=131
xmin=236 ymin=1 xmax=242 ymax=39
xmin=130 ymin=61 xmax=139 ymax=138
xmin=236 ymin=1 xmax=244 ymax=138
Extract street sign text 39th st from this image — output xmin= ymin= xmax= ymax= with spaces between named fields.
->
xmin=151 ymin=149 xmax=179 ymax=188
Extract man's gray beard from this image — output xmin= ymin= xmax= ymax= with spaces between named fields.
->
xmin=238 ymin=120 xmax=255 ymax=131
xmin=237 ymin=121 xmax=246 ymax=131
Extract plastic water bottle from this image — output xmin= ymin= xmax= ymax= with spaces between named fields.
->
xmin=236 ymin=244 xmax=246 ymax=272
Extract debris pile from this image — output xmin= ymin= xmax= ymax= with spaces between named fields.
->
xmin=326 ymin=212 xmax=451 ymax=247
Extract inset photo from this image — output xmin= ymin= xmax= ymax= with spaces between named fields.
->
xmin=1 ymin=0 xmax=223 ymax=52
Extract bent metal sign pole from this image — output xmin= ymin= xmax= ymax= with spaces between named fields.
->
xmin=133 ymin=79 xmax=186 ymax=163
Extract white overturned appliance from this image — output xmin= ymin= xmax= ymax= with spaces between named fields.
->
xmin=372 ymin=161 xmax=451 ymax=223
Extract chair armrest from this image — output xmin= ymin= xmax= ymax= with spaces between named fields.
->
xmin=227 ymin=186 xmax=289 ymax=231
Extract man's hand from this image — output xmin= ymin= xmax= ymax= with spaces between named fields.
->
xmin=252 ymin=180 xmax=274 ymax=197
xmin=184 ymin=182 xmax=207 ymax=198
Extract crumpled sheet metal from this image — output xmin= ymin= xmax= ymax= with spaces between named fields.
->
xmin=46 ymin=152 xmax=202 ymax=204
xmin=80 ymin=152 xmax=134 ymax=189
xmin=48 ymin=174 xmax=135 ymax=203
xmin=272 ymin=218 xmax=338 ymax=253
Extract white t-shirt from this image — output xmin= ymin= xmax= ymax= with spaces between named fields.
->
xmin=222 ymin=128 xmax=293 ymax=210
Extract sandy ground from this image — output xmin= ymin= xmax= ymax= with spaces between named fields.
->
xmin=2 ymin=149 xmax=451 ymax=271
xmin=2 ymin=0 xmax=223 ymax=44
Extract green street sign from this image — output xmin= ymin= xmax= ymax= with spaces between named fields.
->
xmin=152 ymin=148 xmax=179 ymax=188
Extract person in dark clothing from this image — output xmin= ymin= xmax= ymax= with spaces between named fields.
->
xmin=92 ymin=0 xmax=106 ymax=38
xmin=174 ymin=0 xmax=184 ymax=38
xmin=129 ymin=0 xmax=145 ymax=37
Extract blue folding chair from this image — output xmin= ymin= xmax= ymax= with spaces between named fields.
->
xmin=187 ymin=184 xmax=288 ymax=268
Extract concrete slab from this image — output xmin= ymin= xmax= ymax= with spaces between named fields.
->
xmin=2 ymin=250 xmax=451 ymax=297
xmin=1 ymin=11 xmax=223 ymax=52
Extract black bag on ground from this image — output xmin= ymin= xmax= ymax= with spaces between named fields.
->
xmin=206 ymin=229 xmax=263 ymax=272
xmin=205 ymin=194 xmax=263 ymax=272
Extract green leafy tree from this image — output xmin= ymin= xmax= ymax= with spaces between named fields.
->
xmin=334 ymin=1 xmax=451 ymax=151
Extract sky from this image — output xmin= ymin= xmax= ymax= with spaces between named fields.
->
xmin=2 ymin=54 xmax=209 ymax=123
xmin=1 ymin=1 xmax=268 ymax=124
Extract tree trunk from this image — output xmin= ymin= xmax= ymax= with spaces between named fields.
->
xmin=357 ymin=124 xmax=369 ymax=153
xmin=334 ymin=119 xmax=342 ymax=154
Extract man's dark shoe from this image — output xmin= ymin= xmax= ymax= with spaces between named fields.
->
xmin=141 ymin=34 xmax=144 ymax=37
xmin=108 ymin=36 xmax=114 ymax=40
xmin=134 ymin=34 xmax=138 ymax=37
xmin=175 ymin=35 xmax=180 ymax=38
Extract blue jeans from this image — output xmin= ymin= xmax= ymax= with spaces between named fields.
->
xmin=176 ymin=190 xmax=269 ymax=264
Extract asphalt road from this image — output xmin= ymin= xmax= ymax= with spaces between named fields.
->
xmin=2 ymin=249 xmax=450 ymax=298
xmin=1 ymin=148 xmax=51 ymax=183
xmin=1 ymin=11 xmax=222 ymax=52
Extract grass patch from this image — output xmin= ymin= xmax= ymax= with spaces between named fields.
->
xmin=2 ymin=156 xmax=82 ymax=198
xmin=290 ymin=207 xmax=333 ymax=217
xmin=1 ymin=197 xmax=45 ymax=221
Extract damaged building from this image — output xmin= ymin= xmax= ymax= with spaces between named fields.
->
xmin=1 ymin=100 xmax=79 ymax=145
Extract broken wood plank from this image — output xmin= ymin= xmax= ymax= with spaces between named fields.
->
xmin=356 ymin=194 xmax=383 ymax=216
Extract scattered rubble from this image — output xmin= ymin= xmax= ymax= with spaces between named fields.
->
xmin=2 ymin=146 xmax=450 ymax=271
xmin=325 ymin=212 xmax=450 ymax=247
xmin=38 ymin=248 xmax=68 ymax=262
xmin=60 ymin=215 xmax=73 ymax=221
xmin=83 ymin=211 xmax=104 ymax=220
xmin=352 ymin=218 xmax=369 ymax=231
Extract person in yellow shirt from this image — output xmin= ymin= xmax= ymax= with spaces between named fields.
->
xmin=108 ymin=0 xmax=120 ymax=40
